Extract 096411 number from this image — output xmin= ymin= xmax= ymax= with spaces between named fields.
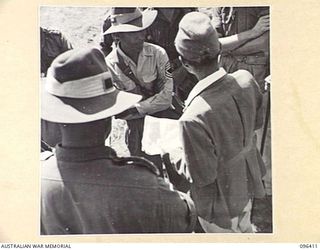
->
xmin=300 ymin=244 xmax=318 ymax=248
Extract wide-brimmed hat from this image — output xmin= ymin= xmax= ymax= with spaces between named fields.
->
xmin=175 ymin=12 xmax=221 ymax=63
xmin=103 ymin=8 xmax=157 ymax=35
xmin=41 ymin=47 xmax=142 ymax=123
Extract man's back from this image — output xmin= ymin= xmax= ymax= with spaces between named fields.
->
xmin=180 ymin=70 xmax=265 ymax=227
xmin=41 ymin=145 xmax=195 ymax=234
xmin=182 ymin=70 xmax=263 ymax=143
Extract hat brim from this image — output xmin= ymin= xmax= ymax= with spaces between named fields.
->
xmin=104 ymin=9 xmax=157 ymax=35
xmin=41 ymin=78 xmax=142 ymax=124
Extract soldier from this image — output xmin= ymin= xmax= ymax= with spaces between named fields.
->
xmin=211 ymin=7 xmax=272 ymax=196
xmin=40 ymin=47 xmax=196 ymax=234
xmin=104 ymin=8 xmax=175 ymax=156
xmin=210 ymin=7 xmax=270 ymax=89
xmin=175 ymin=12 xmax=266 ymax=233
xmin=145 ymin=8 xmax=198 ymax=103
xmin=40 ymin=27 xmax=73 ymax=150
xmin=40 ymin=27 xmax=73 ymax=76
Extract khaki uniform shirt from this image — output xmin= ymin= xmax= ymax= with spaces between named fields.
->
xmin=211 ymin=7 xmax=269 ymax=37
xmin=106 ymin=42 xmax=173 ymax=115
xmin=211 ymin=7 xmax=270 ymax=88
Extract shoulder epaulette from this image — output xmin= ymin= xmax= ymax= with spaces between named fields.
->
xmin=111 ymin=156 xmax=160 ymax=176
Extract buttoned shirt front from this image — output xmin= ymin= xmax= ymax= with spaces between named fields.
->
xmin=106 ymin=42 xmax=173 ymax=115
xmin=180 ymin=68 xmax=266 ymax=229
xmin=211 ymin=7 xmax=269 ymax=38
xmin=210 ymin=7 xmax=270 ymax=88
xmin=41 ymin=144 xmax=195 ymax=234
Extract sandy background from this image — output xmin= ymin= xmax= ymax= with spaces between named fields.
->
xmin=0 ymin=0 xmax=320 ymax=243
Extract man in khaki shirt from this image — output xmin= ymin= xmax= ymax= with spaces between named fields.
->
xmin=104 ymin=8 xmax=174 ymax=156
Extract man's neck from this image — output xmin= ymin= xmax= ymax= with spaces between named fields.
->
xmin=119 ymin=43 xmax=140 ymax=64
xmin=59 ymin=120 xmax=111 ymax=149
xmin=196 ymin=64 xmax=220 ymax=81
xmin=61 ymin=139 xmax=105 ymax=149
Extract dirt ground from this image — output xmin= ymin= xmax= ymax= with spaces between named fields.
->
xmin=40 ymin=6 xmax=272 ymax=233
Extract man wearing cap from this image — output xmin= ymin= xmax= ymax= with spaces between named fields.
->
xmin=175 ymin=12 xmax=266 ymax=233
xmin=40 ymin=47 xmax=196 ymax=234
xmin=104 ymin=8 xmax=174 ymax=156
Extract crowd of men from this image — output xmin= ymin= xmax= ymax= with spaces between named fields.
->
xmin=40 ymin=7 xmax=271 ymax=234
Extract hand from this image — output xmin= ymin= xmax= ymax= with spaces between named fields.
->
xmin=251 ymin=15 xmax=270 ymax=38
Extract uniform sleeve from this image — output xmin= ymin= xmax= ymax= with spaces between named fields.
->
xmin=179 ymin=117 xmax=218 ymax=187
xmin=156 ymin=177 xmax=196 ymax=232
xmin=135 ymin=48 xmax=173 ymax=115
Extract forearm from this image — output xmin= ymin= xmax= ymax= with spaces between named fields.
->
xmin=231 ymin=32 xmax=269 ymax=56
xmin=220 ymin=14 xmax=269 ymax=53
xmin=219 ymin=29 xmax=259 ymax=52
xmin=135 ymin=82 xmax=173 ymax=114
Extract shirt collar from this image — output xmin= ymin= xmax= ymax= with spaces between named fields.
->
xmin=55 ymin=144 xmax=117 ymax=162
xmin=117 ymin=44 xmax=134 ymax=66
xmin=116 ymin=42 xmax=152 ymax=66
xmin=185 ymin=67 xmax=227 ymax=108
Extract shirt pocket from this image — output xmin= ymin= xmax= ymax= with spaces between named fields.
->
xmin=141 ymin=62 xmax=158 ymax=92
xmin=142 ymin=70 xmax=157 ymax=83
xmin=141 ymin=58 xmax=158 ymax=83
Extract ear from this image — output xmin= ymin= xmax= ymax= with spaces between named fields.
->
xmin=179 ymin=56 xmax=190 ymax=69
xmin=180 ymin=57 xmax=195 ymax=75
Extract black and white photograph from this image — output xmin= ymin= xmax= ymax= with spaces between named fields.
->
xmin=40 ymin=6 xmax=272 ymax=235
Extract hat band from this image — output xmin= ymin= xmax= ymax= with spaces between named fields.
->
xmin=46 ymin=68 xmax=115 ymax=98
xmin=111 ymin=9 xmax=142 ymax=26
